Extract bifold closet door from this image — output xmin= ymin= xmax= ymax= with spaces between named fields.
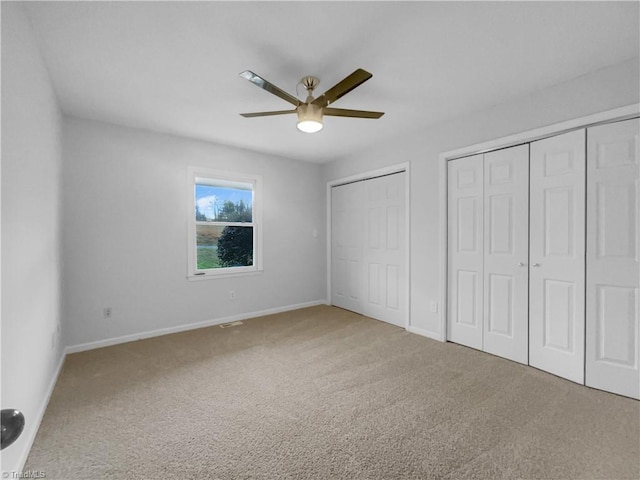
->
xmin=448 ymin=148 xmax=529 ymax=362
xmin=448 ymin=155 xmax=484 ymax=350
xmin=586 ymin=118 xmax=639 ymax=399
xmin=360 ymin=173 xmax=406 ymax=327
xmin=529 ymin=129 xmax=586 ymax=384
xmin=332 ymin=180 xmax=365 ymax=314
xmin=331 ymin=173 xmax=406 ymax=327
xmin=482 ymin=145 xmax=530 ymax=365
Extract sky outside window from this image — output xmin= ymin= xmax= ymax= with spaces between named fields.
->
xmin=195 ymin=184 xmax=253 ymax=222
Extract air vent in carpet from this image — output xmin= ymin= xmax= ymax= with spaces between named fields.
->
xmin=219 ymin=321 xmax=243 ymax=328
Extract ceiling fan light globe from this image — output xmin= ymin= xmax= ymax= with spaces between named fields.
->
xmin=297 ymin=120 xmax=323 ymax=133
xmin=296 ymin=103 xmax=323 ymax=133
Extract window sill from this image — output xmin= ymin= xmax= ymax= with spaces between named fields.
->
xmin=187 ymin=269 xmax=263 ymax=281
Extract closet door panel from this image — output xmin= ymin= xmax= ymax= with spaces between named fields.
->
xmin=483 ymin=145 xmax=530 ymax=364
xmin=586 ymin=118 xmax=639 ymax=399
xmin=331 ymin=181 xmax=365 ymax=314
xmin=361 ymin=172 xmax=406 ymax=327
xmin=529 ymin=129 xmax=586 ymax=384
xmin=448 ymin=155 xmax=484 ymax=350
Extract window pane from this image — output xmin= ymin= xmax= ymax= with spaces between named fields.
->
xmin=196 ymin=225 xmax=253 ymax=270
xmin=217 ymin=226 xmax=253 ymax=267
xmin=195 ymin=184 xmax=252 ymax=222
xmin=196 ymin=225 xmax=223 ymax=270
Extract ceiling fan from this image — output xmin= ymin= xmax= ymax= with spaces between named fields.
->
xmin=239 ymin=68 xmax=384 ymax=133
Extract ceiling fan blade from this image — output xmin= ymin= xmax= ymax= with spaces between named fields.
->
xmin=239 ymin=109 xmax=297 ymax=118
xmin=312 ymin=69 xmax=373 ymax=108
xmin=239 ymin=71 xmax=301 ymax=107
xmin=323 ymin=108 xmax=384 ymax=119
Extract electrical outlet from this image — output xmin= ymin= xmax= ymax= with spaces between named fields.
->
xmin=229 ymin=290 xmax=236 ymax=300
xmin=430 ymin=302 xmax=438 ymax=313
xmin=103 ymin=307 xmax=112 ymax=319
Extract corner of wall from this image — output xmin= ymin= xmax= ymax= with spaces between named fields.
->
xmin=1 ymin=3 xmax=65 ymax=474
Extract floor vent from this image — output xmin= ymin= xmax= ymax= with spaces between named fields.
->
xmin=219 ymin=321 xmax=244 ymax=328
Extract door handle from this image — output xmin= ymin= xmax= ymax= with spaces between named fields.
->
xmin=518 ymin=262 xmax=527 ymax=267
xmin=532 ymin=263 xmax=540 ymax=267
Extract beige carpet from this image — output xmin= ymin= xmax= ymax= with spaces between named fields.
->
xmin=25 ymin=305 xmax=639 ymax=479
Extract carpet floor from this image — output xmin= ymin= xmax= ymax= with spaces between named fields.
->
xmin=25 ymin=305 xmax=639 ymax=479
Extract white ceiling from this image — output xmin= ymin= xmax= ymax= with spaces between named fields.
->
xmin=22 ymin=1 xmax=639 ymax=163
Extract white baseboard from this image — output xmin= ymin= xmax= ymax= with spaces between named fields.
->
xmin=407 ymin=325 xmax=445 ymax=342
xmin=11 ymin=349 xmax=66 ymax=475
xmin=66 ymin=300 xmax=328 ymax=354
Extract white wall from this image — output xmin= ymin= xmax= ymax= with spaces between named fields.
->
xmin=62 ymin=117 xmax=326 ymax=348
xmin=324 ymin=58 xmax=640 ymax=338
xmin=1 ymin=3 xmax=64 ymax=474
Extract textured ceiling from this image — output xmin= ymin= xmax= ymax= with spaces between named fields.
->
xmin=22 ymin=1 xmax=640 ymax=163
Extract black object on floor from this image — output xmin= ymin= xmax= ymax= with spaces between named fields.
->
xmin=1 ymin=409 xmax=25 ymax=450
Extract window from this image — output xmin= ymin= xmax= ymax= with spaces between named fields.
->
xmin=188 ymin=168 xmax=261 ymax=278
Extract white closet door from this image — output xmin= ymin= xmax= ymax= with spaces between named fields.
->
xmin=331 ymin=173 xmax=407 ymax=327
xmin=483 ymin=145 xmax=530 ymax=364
xmin=529 ymin=129 xmax=586 ymax=384
xmin=448 ymin=155 xmax=484 ymax=350
xmin=586 ymin=118 xmax=640 ymax=399
xmin=361 ymin=172 xmax=406 ymax=327
xmin=331 ymin=180 xmax=365 ymax=314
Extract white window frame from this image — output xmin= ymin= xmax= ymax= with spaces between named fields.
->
xmin=187 ymin=166 xmax=263 ymax=280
